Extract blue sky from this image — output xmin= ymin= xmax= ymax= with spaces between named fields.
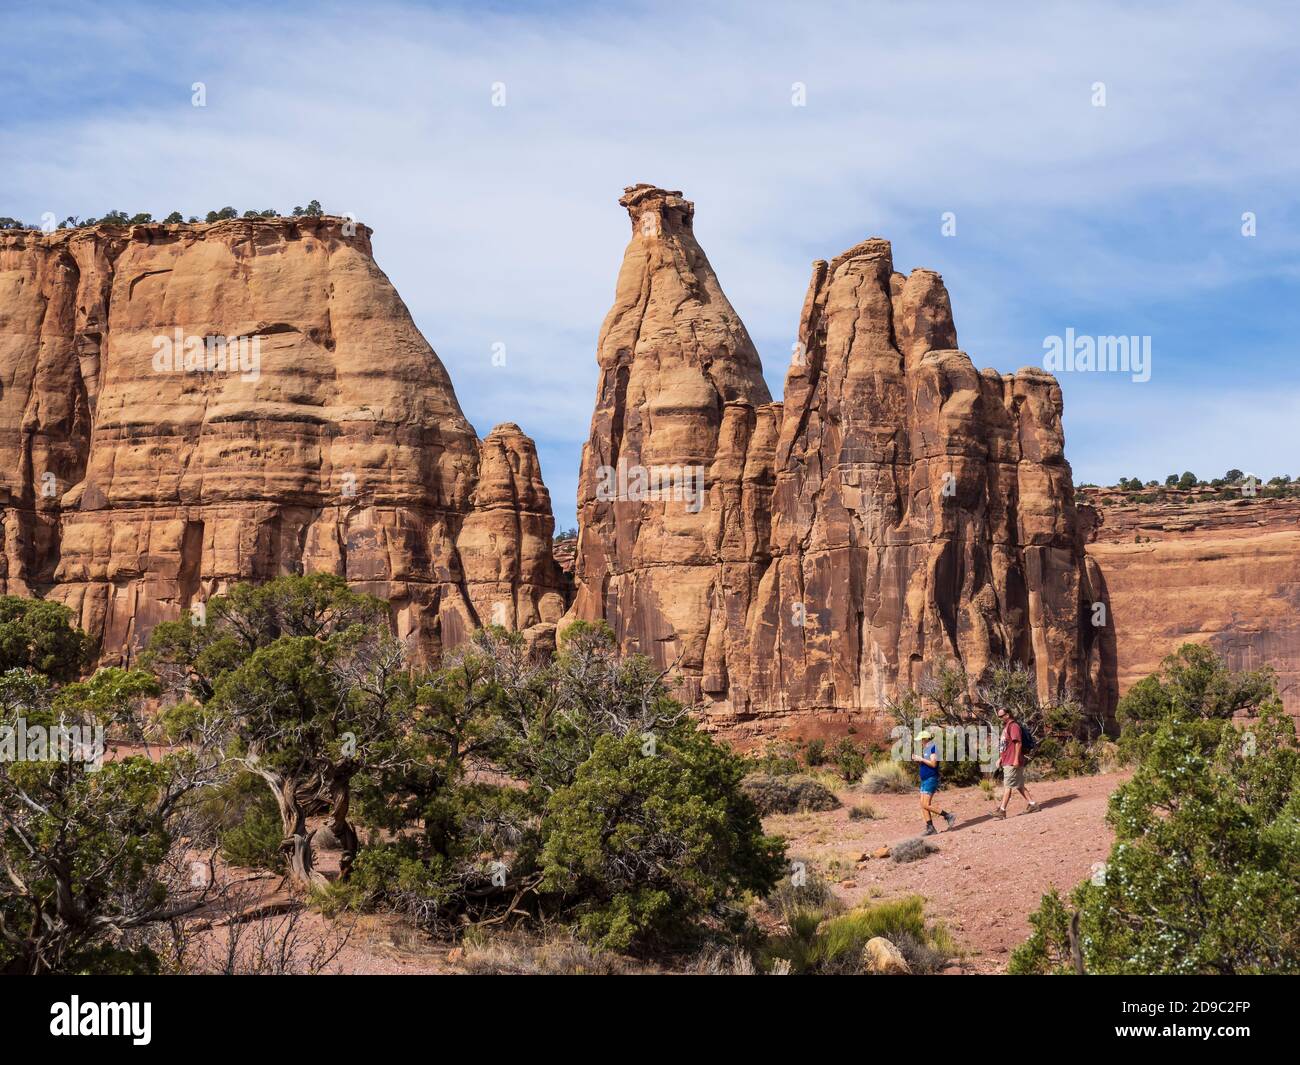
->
xmin=3 ymin=0 xmax=1297 ymax=528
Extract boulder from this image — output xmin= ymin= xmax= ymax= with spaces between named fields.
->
xmin=863 ymin=936 xmax=911 ymax=975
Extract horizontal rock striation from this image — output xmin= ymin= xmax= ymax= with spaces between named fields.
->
xmin=0 ymin=217 xmax=565 ymax=662
xmin=1082 ymin=491 xmax=1300 ymax=717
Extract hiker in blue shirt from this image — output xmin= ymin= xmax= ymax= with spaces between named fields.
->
xmin=913 ymin=728 xmax=957 ymax=836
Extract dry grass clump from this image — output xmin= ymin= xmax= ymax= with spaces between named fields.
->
xmin=847 ymin=802 xmax=878 ymax=821
xmin=889 ymin=837 xmax=938 ymax=863
xmin=459 ymin=928 xmax=648 ymax=975
xmin=762 ymin=895 xmax=957 ymax=975
xmin=861 ymin=759 xmax=912 ymax=794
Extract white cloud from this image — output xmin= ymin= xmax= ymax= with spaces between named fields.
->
xmin=3 ymin=0 xmax=1298 ymax=524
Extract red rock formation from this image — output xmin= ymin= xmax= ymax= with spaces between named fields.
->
xmin=0 ymin=217 xmax=565 ymax=662
xmin=568 ymin=189 xmax=1108 ymax=735
xmin=1082 ymin=491 xmax=1300 ymax=716
xmin=740 ymin=239 xmax=1102 ymax=732
xmin=564 ymin=185 xmax=776 ymax=699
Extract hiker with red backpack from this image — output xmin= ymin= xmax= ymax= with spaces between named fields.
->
xmin=993 ymin=706 xmax=1040 ymax=819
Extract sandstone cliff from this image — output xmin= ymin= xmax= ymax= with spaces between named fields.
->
xmin=0 ymin=217 xmax=565 ymax=662
xmin=567 ymin=187 xmax=1108 ymax=735
xmin=1082 ymin=491 xmax=1300 ymax=716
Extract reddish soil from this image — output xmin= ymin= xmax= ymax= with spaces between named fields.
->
xmin=766 ymin=770 xmax=1129 ymax=972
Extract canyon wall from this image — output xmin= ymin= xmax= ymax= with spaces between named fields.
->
xmin=0 ymin=217 xmax=565 ymax=663
xmin=567 ymin=187 xmax=1108 ymax=736
xmin=1082 ymin=492 xmax=1300 ymax=716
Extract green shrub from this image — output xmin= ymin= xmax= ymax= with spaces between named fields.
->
xmin=0 ymin=596 xmax=94 ymax=681
xmin=745 ymin=743 xmax=802 ymax=776
xmin=219 ymin=803 xmax=284 ymax=871
xmin=1031 ymin=736 xmax=1098 ymax=778
xmin=804 ymin=738 xmax=826 ymax=766
xmin=1117 ymin=642 xmax=1279 ymax=762
xmin=1012 ymin=701 xmax=1300 ymax=974
xmin=334 ymin=840 xmax=462 ymax=927
xmin=831 ymin=738 xmax=867 ymax=783
xmin=199 ymin=772 xmax=286 ymax=872
xmin=540 ymin=726 xmax=785 ymax=952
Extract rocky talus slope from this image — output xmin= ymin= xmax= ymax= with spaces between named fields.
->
xmin=0 ymin=217 xmax=565 ymax=662
xmin=1081 ymin=491 xmax=1300 ymax=716
xmin=566 ymin=187 xmax=1108 ymax=735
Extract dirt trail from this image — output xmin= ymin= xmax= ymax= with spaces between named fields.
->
xmin=766 ymin=770 xmax=1129 ymax=973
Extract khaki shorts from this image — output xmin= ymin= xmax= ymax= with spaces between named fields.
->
xmin=1002 ymin=764 xmax=1025 ymax=789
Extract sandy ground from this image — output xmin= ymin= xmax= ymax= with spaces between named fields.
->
xmin=768 ymin=770 xmax=1129 ymax=973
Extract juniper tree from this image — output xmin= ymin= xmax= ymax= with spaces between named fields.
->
xmin=1012 ymin=661 xmax=1300 ymax=975
xmin=148 ymin=575 xmax=410 ymax=887
xmin=0 ymin=668 xmax=224 ymax=974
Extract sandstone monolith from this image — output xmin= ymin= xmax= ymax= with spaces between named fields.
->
xmin=564 ymin=185 xmax=777 ymax=701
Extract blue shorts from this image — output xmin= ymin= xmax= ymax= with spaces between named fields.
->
xmin=919 ymin=778 xmax=939 ymax=795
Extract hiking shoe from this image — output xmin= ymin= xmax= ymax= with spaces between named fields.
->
xmin=923 ymin=823 xmax=937 ymax=836
xmin=943 ymin=811 xmax=957 ymax=830
xmin=992 ymin=808 xmax=1007 ymax=820
xmin=1026 ymin=802 xmax=1041 ymax=814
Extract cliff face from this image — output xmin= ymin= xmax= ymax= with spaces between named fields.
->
xmin=568 ymin=188 xmax=1107 ymax=735
xmin=1083 ymin=492 xmax=1300 ymax=717
xmin=19 ymin=192 xmax=1285 ymax=734
xmin=0 ymin=218 xmax=565 ymax=662
xmin=741 ymin=239 xmax=1104 ymax=731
